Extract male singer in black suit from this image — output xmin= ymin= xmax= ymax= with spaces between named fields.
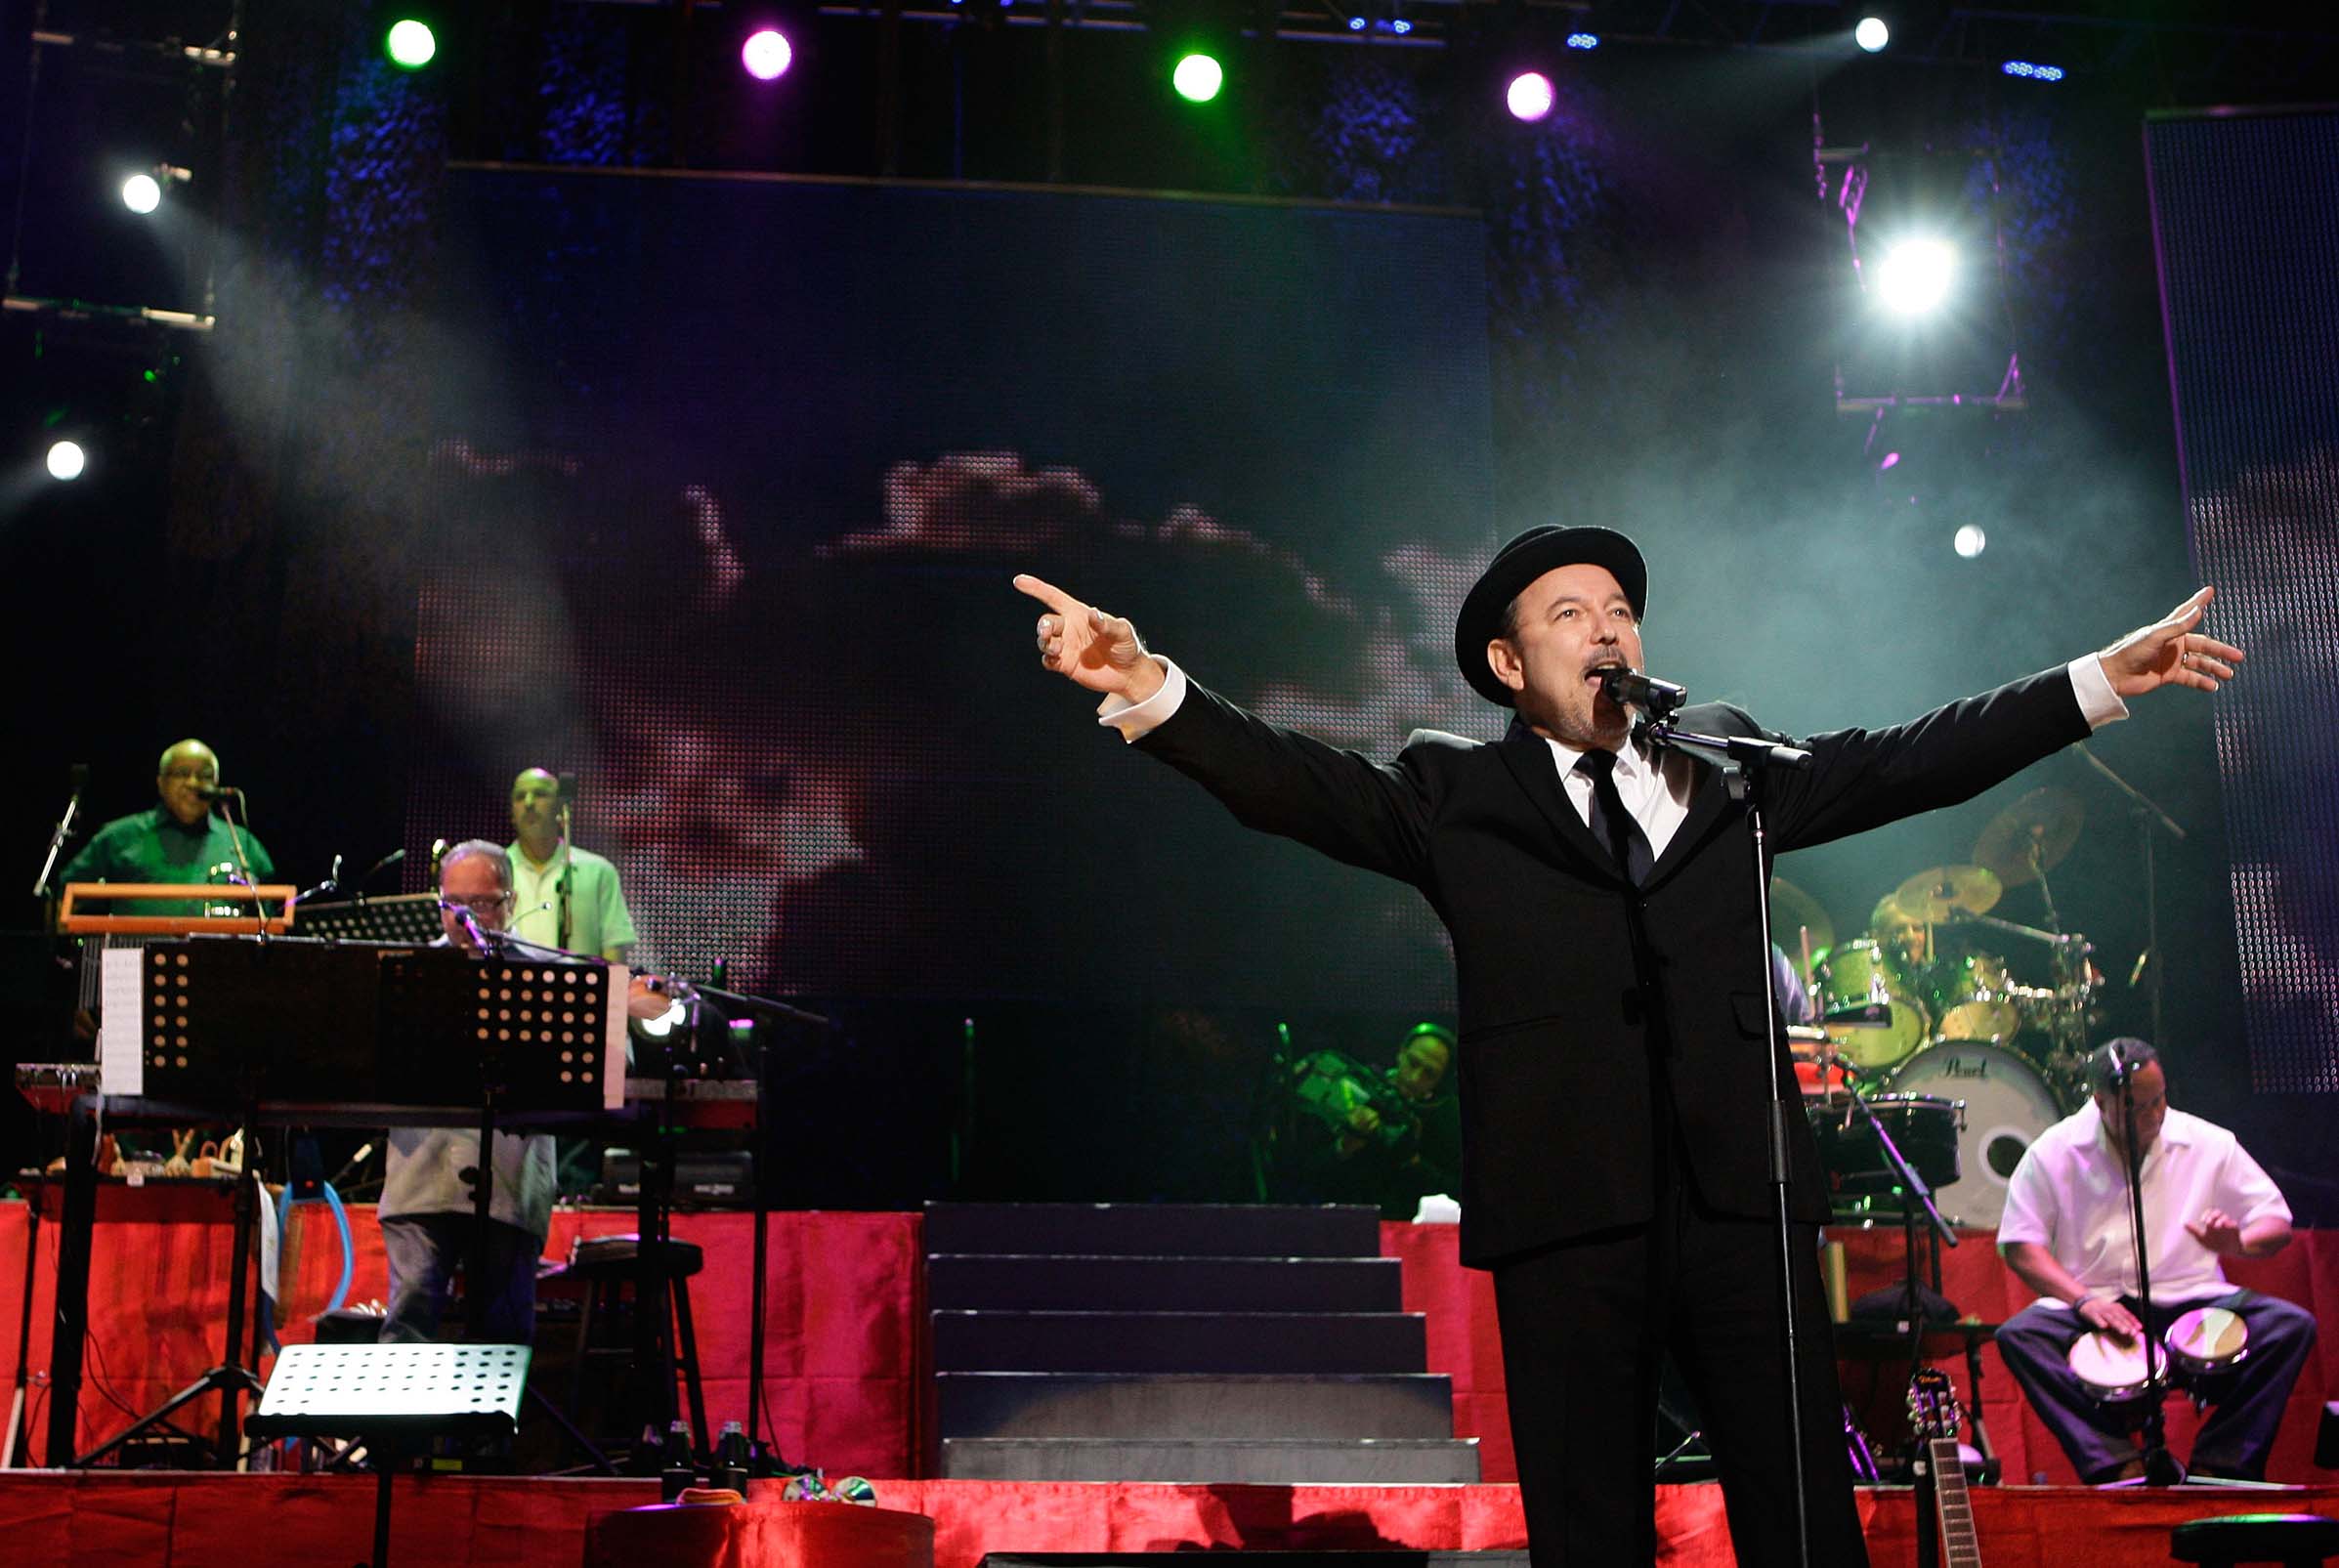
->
xmin=1016 ymin=527 xmax=2238 ymax=1564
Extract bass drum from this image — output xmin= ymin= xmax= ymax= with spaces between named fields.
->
xmin=1883 ymin=1040 xmax=2062 ymax=1229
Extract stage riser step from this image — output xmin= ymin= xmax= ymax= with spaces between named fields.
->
xmin=924 ymin=1203 xmax=1382 ymax=1259
xmin=935 ymin=1373 xmax=1456 ymax=1440
xmin=940 ymin=1436 xmax=1481 ymax=1484
xmin=932 ymin=1311 xmax=1426 ymax=1375
xmin=978 ymin=1555 xmax=1528 ymax=1566
xmin=927 ymin=1253 xmax=1404 ymax=1313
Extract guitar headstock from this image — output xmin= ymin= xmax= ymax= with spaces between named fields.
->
xmin=1907 ymin=1365 xmax=1961 ymax=1442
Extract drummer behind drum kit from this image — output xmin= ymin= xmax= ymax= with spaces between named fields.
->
xmin=1781 ymin=787 xmax=2110 ymax=1229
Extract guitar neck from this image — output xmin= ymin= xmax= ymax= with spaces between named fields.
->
xmin=1929 ymin=1435 xmax=1981 ymax=1568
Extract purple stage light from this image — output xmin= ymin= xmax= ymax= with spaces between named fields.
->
xmin=742 ymin=28 xmax=793 ymax=81
xmin=1507 ymin=72 xmax=1554 ymax=123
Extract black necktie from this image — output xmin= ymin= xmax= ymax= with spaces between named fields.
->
xmin=1577 ymin=747 xmax=1655 ymax=884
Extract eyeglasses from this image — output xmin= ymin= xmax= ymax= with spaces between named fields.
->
xmin=440 ymin=894 xmax=513 ymax=913
xmin=162 ymin=768 xmax=216 ymax=783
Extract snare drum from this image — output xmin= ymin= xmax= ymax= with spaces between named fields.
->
xmin=2166 ymin=1305 xmax=2250 ymax=1379
xmin=2066 ymin=1329 xmax=2158 ymax=1408
xmin=1810 ymin=1091 xmax=1963 ymax=1196
xmin=1820 ymin=939 xmax=1932 ymax=1072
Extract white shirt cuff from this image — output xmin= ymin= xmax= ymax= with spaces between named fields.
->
xmin=1097 ymin=657 xmax=1186 ymax=742
xmin=2067 ymin=655 xmax=2128 ymax=730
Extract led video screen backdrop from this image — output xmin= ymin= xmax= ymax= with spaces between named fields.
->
xmin=407 ymin=169 xmax=1494 ymax=1007
xmin=2148 ymin=109 xmax=2339 ymax=1094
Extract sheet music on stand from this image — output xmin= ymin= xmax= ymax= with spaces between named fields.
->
xmin=294 ymin=894 xmax=442 ymax=946
xmin=96 ymin=938 xmax=626 ymax=1112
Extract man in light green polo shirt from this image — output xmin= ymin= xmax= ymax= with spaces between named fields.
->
xmin=57 ymin=739 xmax=276 ymax=916
xmin=505 ymin=768 xmax=635 ymax=960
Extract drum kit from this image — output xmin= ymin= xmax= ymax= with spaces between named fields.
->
xmin=1780 ymin=786 xmax=2107 ymax=1229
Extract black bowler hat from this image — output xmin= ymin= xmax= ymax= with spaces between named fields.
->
xmin=1453 ymin=526 xmax=1647 ymax=706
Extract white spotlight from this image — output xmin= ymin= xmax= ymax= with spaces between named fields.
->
xmin=1854 ymin=17 xmax=1890 ymax=53
xmin=121 ymin=174 xmax=162 ymax=214
xmin=1953 ymin=525 xmax=1987 ymax=558
xmin=1874 ymin=237 xmax=1957 ymax=316
xmin=46 ymin=441 xmax=88 ymax=481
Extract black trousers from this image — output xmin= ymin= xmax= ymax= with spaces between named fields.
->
xmin=1490 ymin=1116 xmax=1870 ymax=1566
xmin=1996 ymin=1288 xmax=2317 ymax=1481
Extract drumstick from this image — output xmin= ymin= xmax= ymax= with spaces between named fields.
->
xmin=1799 ymin=925 xmax=1813 ymax=992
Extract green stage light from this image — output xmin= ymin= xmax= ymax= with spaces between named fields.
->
xmin=1172 ymin=52 xmax=1224 ymax=104
xmin=386 ymin=19 xmax=438 ymax=69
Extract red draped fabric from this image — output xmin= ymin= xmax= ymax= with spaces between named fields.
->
xmin=1386 ymin=1219 xmax=2339 ymax=1486
xmin=0 ymin=1198 xmax=918 ymax=1474
xmin=1 ymin=1201 xmax=2331 ymax=1487
xmin=1 ymin=1471 xmax=2336 ymax=1567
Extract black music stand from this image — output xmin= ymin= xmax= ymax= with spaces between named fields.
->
xmin=247 ymin=1342 xmax=530 ymax=1568
xmin=296 ymin=895 xmax=444 ymax=946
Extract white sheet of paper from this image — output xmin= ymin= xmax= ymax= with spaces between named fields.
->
xmin=604 ymin=964 xmax=628 ymax=1111
xmin=98 ymin=946 xmax=144 ymax=1097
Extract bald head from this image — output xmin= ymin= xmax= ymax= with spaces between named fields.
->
xmin=510 ymin=767 xmax=563 ymax=857
xmin=155 ymin=740 xmax=220 ymax=827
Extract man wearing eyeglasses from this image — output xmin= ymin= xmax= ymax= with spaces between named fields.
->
xmin=56 ymin=739 xmax=274 ymax=916
xmin=376 ymin=840 xmax=558 ymax=1345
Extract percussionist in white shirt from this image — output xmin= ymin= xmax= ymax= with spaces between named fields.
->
xmin=1995 ymin=1038 xmax=2317 ymax=1483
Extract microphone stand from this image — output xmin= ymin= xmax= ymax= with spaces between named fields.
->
xmin=2113 ymin=1057 xmax=2183 ymax=1485
xmin=1641 ymin=709 xmax=1818 ymax=1568
xmin=555 ymin=797 xmax=574 ymax=954
xmin=2075 ymin=743 xmax=2187 ymax=1045
xmin=30 ymin=764 xmax=88 ymax=901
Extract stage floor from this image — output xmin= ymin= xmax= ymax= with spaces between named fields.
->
xmin=2 ymin=1471 xmax=2334 ymax=1567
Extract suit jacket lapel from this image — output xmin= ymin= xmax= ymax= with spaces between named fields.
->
xmin=1645 ymin=746 xmax=1733 ymax=888
xmin=1495 ymin=717 xmax=1628 ymax=885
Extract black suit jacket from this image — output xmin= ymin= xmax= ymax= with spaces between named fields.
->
xmin=1137 ymin=668 xmax=2091 ymax=1267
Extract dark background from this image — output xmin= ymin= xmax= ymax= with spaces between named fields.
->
xmin=2 ymin=0 xmax=2332 ymax=1209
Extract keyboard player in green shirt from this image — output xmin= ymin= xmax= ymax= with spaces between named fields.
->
xmin=56 ymin=739 xmax=276 ymax=916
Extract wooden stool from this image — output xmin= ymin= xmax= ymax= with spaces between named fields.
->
xmin=2171 ymin=1513 xmax=2339 ymax=1567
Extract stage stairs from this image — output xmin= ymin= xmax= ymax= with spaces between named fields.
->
xmin=925 ymin=1202 xmax=1478 ymax=1485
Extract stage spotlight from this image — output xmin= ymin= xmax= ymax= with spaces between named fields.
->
xmin=121 ymin=174 xmax=162 ymax=215
xmin=1507 ymin=72 xmax=1554 ymax=122
xmin=2001 ymin=60 xmax=2066 ymax=82
xmin=1953 ymin=525 xmax=1987 ymax=559
xmin=1874 ymin=237 xmax=1956 ymax=316
xmin=742 ymin=27 xmax=793 ymax=80
xmin=1172 ymin=52 xmax=1224 ymax=104
xmin=1854 ymin=17 xmax=1890 ymax=53
xmin=385 ymin=19 xmax=437 ymax=69
xmin=46 ymin=441 xmax=88 ymax=482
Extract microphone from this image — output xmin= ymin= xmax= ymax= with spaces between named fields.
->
xmin=439 ymin=899 xmax=501 ymax=954
xmin=2107 ymin=1039 xmax=2133 ymax=1081
xmin=358 ymin=847 xmax=405 ymax=887
xmin=192 ymin=783 xmax=243 ymax=801
xmin=2128 ymin=949 xmax=2151 ymax=988
xmin=1596 ymin=666 xmax=1688 ymax=718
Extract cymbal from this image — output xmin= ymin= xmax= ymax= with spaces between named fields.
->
xmin=1974 ymin=786 xmax=2085 ymax=889
xmin=1768 ymin=875 xmax=1835 ymax=959
xmin=1892 ymin=864 xmax=2003 ymax=922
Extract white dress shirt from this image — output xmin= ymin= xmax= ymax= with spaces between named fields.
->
xmin=1997 ymin=1102 xmax=2292 ymax=1308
